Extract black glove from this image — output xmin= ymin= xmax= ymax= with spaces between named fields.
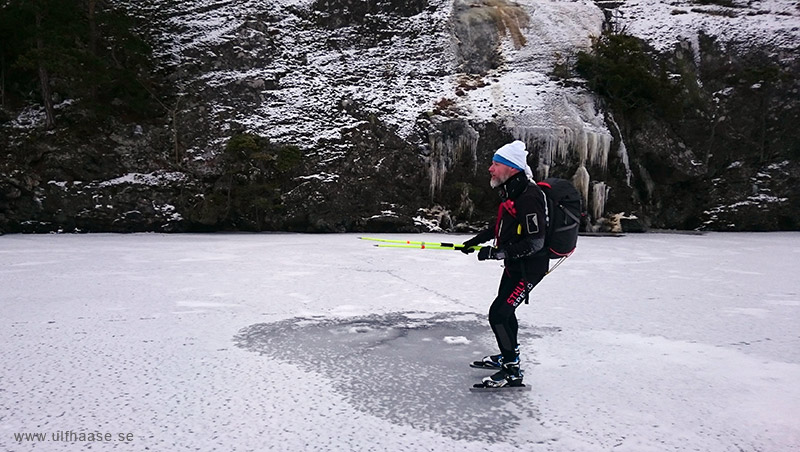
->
xmin=460 ymin=237 xmax=482 ymax=254
xmin=478 ymin=246 xmax=506 ymax=261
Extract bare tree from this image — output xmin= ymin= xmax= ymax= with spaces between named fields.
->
xmin=85 ymin=0 xmax=99 ymax=100
xmin=35 ymin=9 xmax=56 ymax=129
xmin=1 ymin=52 xmax=6 ymax=108
xmin=86 ymin=0 xmax=98 ymax=56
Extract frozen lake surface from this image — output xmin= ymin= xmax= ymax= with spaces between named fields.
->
xmin=1 ymin=232 xmax=799 ymax=451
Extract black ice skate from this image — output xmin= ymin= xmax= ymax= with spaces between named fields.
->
xmin=471 ymin=358 xmax=529 ymax=391
xmin=470 ymin=346 xmax=519 ymax=369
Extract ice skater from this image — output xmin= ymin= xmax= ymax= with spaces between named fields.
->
xmin=461 ymin=140 xmax=550 ymax=389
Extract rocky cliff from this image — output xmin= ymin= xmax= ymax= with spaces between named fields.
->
xmin=1 ymin=0 xmax=798 ymax=233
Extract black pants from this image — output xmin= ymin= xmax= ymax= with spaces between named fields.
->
xmin=489 ymin=270 xmax=545 ymax=362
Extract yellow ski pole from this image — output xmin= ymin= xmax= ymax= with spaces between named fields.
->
xmin=358 ymin=237 xmax=483 ymax=251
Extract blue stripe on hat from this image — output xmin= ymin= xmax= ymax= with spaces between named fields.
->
xmin=492 ymin=154 xmax=524 ymax=172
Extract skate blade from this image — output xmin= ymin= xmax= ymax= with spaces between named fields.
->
xmin=469 ymin=363 xmax=502 ymax=370
xmin=469 ymin=383 xmax=531 ymax=392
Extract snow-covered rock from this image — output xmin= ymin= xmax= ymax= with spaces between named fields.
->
xmin=1 ymin=0 xmax=798 ymax=232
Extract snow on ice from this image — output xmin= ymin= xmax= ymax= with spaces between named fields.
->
xmin=1 ymin=232 xmax=799 ymax=451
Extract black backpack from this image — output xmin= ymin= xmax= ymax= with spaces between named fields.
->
xmin=537 ymin=178 xmax=583 ymax=259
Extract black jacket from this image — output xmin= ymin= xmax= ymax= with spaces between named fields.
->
xmin=474 ymin=171 xmax=550 ymax=276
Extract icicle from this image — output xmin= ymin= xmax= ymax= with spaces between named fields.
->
xmin=587 ymin=132 xmax=610 ymax=171
xmin=618 ymin=139 xmax=632 ymax=187
xmin=553 ymin=127 xmax=576 ymax=164
xmin=538 ymin=163 xmax=550 ymax=181
xmin=511 ymin=125 xmax=574 ymax=177
xmin=511 ymin=125 xmax=611 ymax=176
xmin=428 ymin=145 xmax=447 ymax=199
xmin=637 ymin=162 xmax=655 ymax=197
xmin=607 ymin=113 xmax=632 ymax=187
xmin=578 ymin=130 xmax=590 ymax=165
xmin=427 ymin=124 xmax=479 ymax=198
xmin=591 ymin=181 xmax=609 ymax=220
xmin=572 ymin=165 xmax=590 ymax=207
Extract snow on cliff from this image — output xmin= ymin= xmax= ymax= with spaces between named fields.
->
xmin=111 ymin=0 xmax=799 ymax=193
xmin=615 ymin=0 xmax=800 ymax=54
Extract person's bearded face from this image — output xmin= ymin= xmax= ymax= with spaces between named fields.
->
xmin=489 ymin=160 xmax=518 ymax=188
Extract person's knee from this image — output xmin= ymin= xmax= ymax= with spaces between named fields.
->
xmin=488 ymin=302 xmax=511 ymax=325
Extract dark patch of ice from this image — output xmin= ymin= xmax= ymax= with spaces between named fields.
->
xmin=235 ymin=311 xmax=561 ymax=442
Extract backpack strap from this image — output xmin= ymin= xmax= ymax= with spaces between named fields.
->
xmin=494 ymin=199 xmax=517 ymax=241
xmin=560 ymin=204 xmax=581 ymax=225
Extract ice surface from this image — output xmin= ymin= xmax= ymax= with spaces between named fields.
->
xmin=1 ymin=232 xmax=799 ymax=451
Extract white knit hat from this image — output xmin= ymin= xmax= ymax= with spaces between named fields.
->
xmin=493 ymin=140 xmax=533 ymax=179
